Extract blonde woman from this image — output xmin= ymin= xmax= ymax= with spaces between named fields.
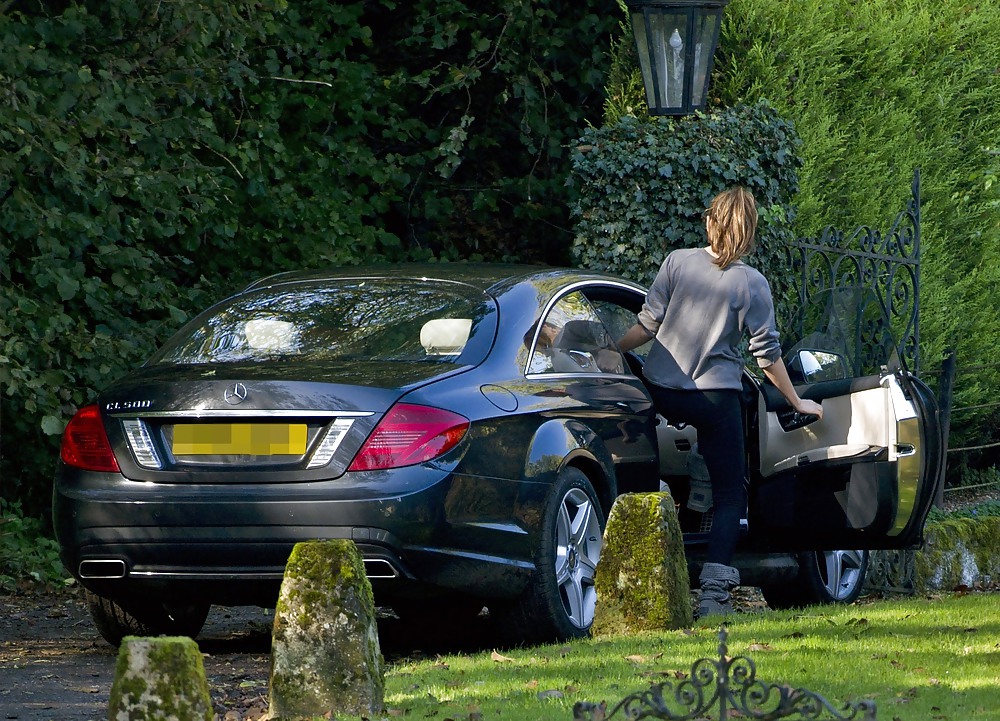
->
xmin=618 ymin=186 xmax=823 ymax=618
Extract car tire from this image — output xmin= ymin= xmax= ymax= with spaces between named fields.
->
xmin=493 ymin=466 xmax=605 ymax=643
xmin=85 ymin=590 xmax=211 ymax=646
xmin=760 ymin=549 xmax=870 ymax=610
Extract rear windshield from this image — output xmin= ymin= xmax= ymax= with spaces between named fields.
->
xmin=148 ymin=278 xmax=498 ymax=367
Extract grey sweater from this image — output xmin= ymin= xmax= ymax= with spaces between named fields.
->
xmin=637 ymin=247 xmax=782 ymax=391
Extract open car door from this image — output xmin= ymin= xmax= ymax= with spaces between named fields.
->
xmin=747 ymin=289 xmax=945 ymax=552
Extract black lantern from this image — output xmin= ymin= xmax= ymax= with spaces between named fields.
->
xmin=625 ymin=0 xmax=730 ymax=115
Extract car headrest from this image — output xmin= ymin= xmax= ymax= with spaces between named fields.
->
xmin=245 ymin=318 xmax=298 ymax=351
xmin=420 ymin=318 xmax=472 ymax=356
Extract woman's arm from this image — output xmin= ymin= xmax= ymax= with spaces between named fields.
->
xmin=761 ymin=358 xmax=824 ymax=418
xmin=617 ymin=323 xmax=654 ymax=353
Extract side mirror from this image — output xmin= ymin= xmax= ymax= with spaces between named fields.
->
xmin=793 ymin=349 xmax=849 ymax=383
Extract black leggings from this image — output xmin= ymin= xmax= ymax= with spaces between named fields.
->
xmin=648 ymin=385 xmax=746 ymax=567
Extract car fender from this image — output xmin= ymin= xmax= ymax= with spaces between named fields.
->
xmin=523 ymin=418 xmax=617 ymax=510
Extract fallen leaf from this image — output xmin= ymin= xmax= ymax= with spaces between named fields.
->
xmin=491 ymin=650 xmax=514 ymax=663
xmin=525 ymin=680 xmax=539 ymax=689
xmin=625 ymin=654 xmax=647 ymax=664
xmin=748 ymin=643 xmax=771 ymax=651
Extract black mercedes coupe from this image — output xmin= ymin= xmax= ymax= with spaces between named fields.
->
xmin=52 ymin=264 xmax=944 ymax=645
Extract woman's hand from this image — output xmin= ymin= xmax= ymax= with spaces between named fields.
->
xmin=762 ymin=359 xmax=824 ymax=420
xmin=793 ymin=397 xmax=823 ymax=419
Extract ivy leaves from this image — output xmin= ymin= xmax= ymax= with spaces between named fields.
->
xmin=568 ymin=102 xmax=802 ymax=308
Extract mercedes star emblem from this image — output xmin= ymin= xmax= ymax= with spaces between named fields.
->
xmin=224 ymin=382 xmax=248 ymax=405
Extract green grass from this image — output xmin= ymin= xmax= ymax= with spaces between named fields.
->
xmin=384 ymin=592 xmax=1000 ymax=720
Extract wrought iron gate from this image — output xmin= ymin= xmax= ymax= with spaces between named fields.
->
xmin=786 ymin=170 xmax=923 ymax=595
xmin=783 ymin=169 xmax=922 ymax=376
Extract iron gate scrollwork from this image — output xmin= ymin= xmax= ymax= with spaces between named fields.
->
xmin=783 ymin=170 xmax=921 ymax=376
xmin=572 ymin=628 xmax=878 ymax=720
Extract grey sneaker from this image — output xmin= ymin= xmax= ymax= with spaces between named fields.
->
xmin=697 ymin=562 xmax=740 ymax=619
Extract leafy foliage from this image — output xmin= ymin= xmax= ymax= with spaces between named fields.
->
xmin=568 ymin=102 xmax=802 ymax=326
xmin=1 ymin=0 xmax=262 ymax=514
xmin=707 ymin=0 xmax=1000 ymax=456
xmin=0 ymin=0 xmax=619 ymax=516
xmin=0 ymin=500 xmax=67 ymax=593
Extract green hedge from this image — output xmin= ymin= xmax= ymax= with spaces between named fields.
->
xmin=709 ymin=0 xmax=1000 ymax=457
xmin=0 ymin=0 xmax=619 ymax=516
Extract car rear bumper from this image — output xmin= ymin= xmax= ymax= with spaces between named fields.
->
xmin=53 ymin=465 xmax=545 ymax=607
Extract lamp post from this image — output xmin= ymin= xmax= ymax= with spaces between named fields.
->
xmin=625 ymin=0 xmax=730 ymax=115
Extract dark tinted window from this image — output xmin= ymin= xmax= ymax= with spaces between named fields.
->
xmin=149 ymin=279 xmax=497 ymax=366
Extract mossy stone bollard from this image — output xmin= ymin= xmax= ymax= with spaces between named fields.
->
xmin=268 ymin=540 xmax=384 ymax=720
xmin=915 ymin=517 xmax=1000 ymax=592
xmin=107 ymin=635 xmax=212 ymax=721
xmin=592 ymin=492 xmax=693 ymax=636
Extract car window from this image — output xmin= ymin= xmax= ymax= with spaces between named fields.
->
xmin=149 ymin=279 xmax=497 ymax=367
xmin=590 ymin=300 xmax=654 ymax=360
xmin=527 ymin=291 xmax=626 ymax=375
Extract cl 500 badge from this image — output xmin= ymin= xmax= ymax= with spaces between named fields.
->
xmin=105 ymin=400 xmax=152 ymax=411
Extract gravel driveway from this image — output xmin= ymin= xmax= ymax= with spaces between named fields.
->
xmin=1 ymin=591 xmax=274 ymax=721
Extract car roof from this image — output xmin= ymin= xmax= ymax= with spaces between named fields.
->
xmin=240 ymin=263 xmax=643 ymax=298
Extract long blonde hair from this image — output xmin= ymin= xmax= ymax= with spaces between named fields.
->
xmin=705 ymin=187 xmax=758 ymax=269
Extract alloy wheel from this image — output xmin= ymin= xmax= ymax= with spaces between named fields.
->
xmin=553 ymin=487 xmax=603 ymax=629
xmin=817 ymin=549 xmax=866 ymax=601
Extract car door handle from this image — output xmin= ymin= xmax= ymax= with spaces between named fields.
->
xmin=777 ymin=410 xmax=820 ymax=432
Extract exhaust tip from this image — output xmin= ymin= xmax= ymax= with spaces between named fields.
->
xmin=363 ymin=558 xmax=399 ymax=579
xmin=79 ymin=559 xmax=128 ymax=579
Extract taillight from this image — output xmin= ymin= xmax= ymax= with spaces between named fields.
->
xmin=348 ymin=403 xmax=469 ymax=471
xmin=60 ymin=405 xmax=121 ymax=473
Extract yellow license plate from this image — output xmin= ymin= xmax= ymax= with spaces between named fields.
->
xmin=172 ymin=423 xmax=307 ymax=455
